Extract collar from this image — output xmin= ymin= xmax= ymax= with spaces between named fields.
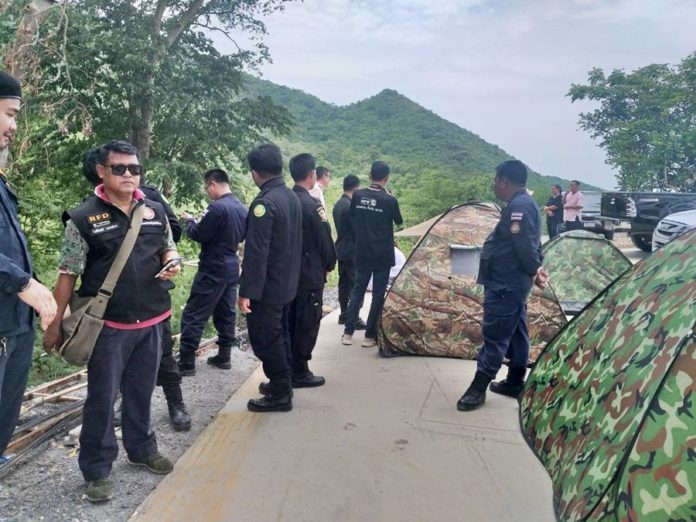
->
xmin=260 ymin=176 xmax=285 ymax=191
xmin=94 ymin=184 xmax=145 ymax=204
xmin=341 ymin=193 xmax=351 ymax=200
xmin=510 ymin=188 xmax=527 ymax=201
xmin=368 ymin=183 xmax=386 ymax=191
xmin=293 ymin=185 xmax=310 ymax=194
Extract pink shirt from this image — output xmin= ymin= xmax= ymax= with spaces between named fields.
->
xmin=563 ymin=191 xmax=584 ymax=222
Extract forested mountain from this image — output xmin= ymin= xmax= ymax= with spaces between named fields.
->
xmin=242 ymin=74 xmax=595 ymax=223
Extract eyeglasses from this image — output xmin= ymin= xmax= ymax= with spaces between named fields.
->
xmin=107 ymin=164 xmax=142 ymax=176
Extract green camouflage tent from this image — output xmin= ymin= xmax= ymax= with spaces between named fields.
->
xmin=520 ymin=228 xmax=696 ymax=521
xmin=378 ymin=202 xmax=567 ymax=362
xmin=543 ymin=230 xmax=633 ymax=315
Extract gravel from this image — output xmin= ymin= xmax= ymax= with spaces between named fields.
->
xmin=0 ymin=288 xmax=338 ymax=522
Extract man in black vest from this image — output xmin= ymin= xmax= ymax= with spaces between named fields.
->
xmin=178 ymin=168 xmax=247 ymax=375
xmin=238 ymin=143 xmax=301 ymax=412
xmin=82 ymin=147 xmax=190 ymax=432
xmin=0 ymin=71 xmax=57 ymax=466
xmin=286 ymin=153 xmax=336 ymax=387
xmin=333 ymin=174 xmax=366 ymax=328
xmin=43 ymin=141 xmax=180 ymax=503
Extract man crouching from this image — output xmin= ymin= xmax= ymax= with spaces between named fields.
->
xmin=43 ymin=140 xmax=180 ymax=502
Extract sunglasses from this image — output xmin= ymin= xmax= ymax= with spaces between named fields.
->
xmin=107 ymin=164 xmax=143 ymax=176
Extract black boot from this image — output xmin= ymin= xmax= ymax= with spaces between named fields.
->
xmin=164 ymin=384 xmax=192 ymax=431
xmin=178 ymin=351 xmax=196 ymax=377
xmin=292 ymin=360 xmax=325 ymax=388
xmin=489 ymin=366 xmax=527 ymax=398
xmin=207 ymin=344 xmax=232 ymax=370
xmin=457 ymin=372 xmax=492 ymax=412
xmin=248 ymin=378 xmax=293 ymax=412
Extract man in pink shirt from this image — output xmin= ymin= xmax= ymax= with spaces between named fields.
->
xmin=563 ymin=180 xmax=584 ymax=231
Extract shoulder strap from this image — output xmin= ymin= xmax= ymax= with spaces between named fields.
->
xmin=88 ymin=204 xmax=145 ymax=319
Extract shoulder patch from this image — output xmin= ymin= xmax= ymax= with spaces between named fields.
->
xmin=143 ymin=207 xmax=156 ymax=220
xmin=510 ymin=212 xmax=524 ymax=222
xmin=317 ymin=206 xmax=328 ymax=222
xmin=511 ymin=222 xmax=521 ymax=234
xmin=253 ymin=204 xmax=267 ymax=218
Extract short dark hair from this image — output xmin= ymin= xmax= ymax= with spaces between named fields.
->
xmin=316 ymin=166 xmax=330 ymax=180
xmin=571 ymin=180 xmax=580 ymax=186
xmin=495 ymin=160 xmax=527 ymax=186
xmin=83 ymin=147 xmax=101 ymax=187
xmin=248 ymin=143 xmax=283 ymax=177
xmin=370 ymin=161 xmax=390 ymax=181
xmin=289 ymin=153 xmax=316 ymax=182
xmin=97 ymin=140 xmax=140 ymax=166
xmin=343 ymin=174 xmax=360 ymax=192
xmin=552 ymin=184 xmax=562 ymax=192
xmin=203 ymin=169 xmax=229 ymax=185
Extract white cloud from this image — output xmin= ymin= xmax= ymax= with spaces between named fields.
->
xmin=215 ymin=0 xmax=696 ymax=188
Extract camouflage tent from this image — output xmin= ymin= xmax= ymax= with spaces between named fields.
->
xmin=520 ymin=228 xmax=696 ymax=521
xmin=543 ymin=230 xmax=632 ymax=315
xmin=378 ymin=202 xmax=566 ymax=363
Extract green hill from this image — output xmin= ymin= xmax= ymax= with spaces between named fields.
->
xmin=242 ymin=74 xmax=595 ymax=223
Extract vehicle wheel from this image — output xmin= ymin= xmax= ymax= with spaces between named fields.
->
xmin=630 ymin=234 xmax=652 ymax=252
xmin=603 ymin=230 xmax=614 ymax=241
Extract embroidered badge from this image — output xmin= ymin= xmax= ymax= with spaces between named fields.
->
xmin=143 ymin=207 xmax=155 ymax=220
xmin=511 ymin=222 xmax=521 ymax=234
xmin=511 ymin=212 xmax=524 ymax=222
xmin=317 ymin=206 xmax=328 ymax=222
xmin=253 ymin=204 xmax=266 ymax=218
xmin=87 ymin=212 xmax=110 ymax=224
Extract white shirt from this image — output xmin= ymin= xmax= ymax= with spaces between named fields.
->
xmin=308 ymin=185 xmax=325 ymax=208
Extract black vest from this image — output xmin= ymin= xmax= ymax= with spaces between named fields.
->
xmin=66 ymin=195 xmax=173 ymax=323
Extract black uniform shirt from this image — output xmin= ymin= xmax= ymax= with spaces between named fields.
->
xmin=141 ymin=184 xmax=181 ymax=243
xmin=239 ymin=176 xmax=302 ymax=305
xmin=477 ymin=189 xmax=543 ymax=293
xmin=545 ymin=194 xmax=563 ymax=224
xmin=333 ymin=194 xmax=355 ymax=262
xmin=350 ymin=184 xmax=403 ymax=271
xmin=184 ymin=193 xmax=248 ymax=283
xmin=293 ymin=186 xmax=337 ymax=290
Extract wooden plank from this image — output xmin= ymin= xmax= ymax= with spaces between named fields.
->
xmin=23 ymin=370 xmax=87 ymax=400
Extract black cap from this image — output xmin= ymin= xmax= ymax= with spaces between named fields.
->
xmin=0 ymin=71 xmax=21 ymax=100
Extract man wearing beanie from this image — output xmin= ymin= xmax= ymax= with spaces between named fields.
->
xmin=0 ymin=71 xmax=57 ymax=466
xmin=456 ymin=160 xmax=549 ymax=412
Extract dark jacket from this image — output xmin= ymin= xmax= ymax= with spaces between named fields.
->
xmin=0 ymin=174 xmax=33 ymax=336
xmin=141 ymin=184 xmax=181 ymax=243
xmin=184 ymin=193 xmax=247 ymax=283
xmin=293 ymin=186 xmax=336 ymax=290
xmin=477 ymin=189 xmax=543 ymax=293
xmin=65 ymin=195 xmax=173 ymax=323
xmin=333 ymin=194 xmax=355 ymax=262
xmin=239 ymin=176 xmax=302 ymax=305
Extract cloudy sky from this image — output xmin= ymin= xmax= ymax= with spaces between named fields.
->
xmin=217 ymin=0 xmax=695 ymax=189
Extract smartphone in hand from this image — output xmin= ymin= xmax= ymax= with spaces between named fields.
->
xmin=155 ymin=257 xmax=183 ymax=278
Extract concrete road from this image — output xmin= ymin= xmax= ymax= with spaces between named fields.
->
xmin=133 ymin=304 xmax=555 ymax=522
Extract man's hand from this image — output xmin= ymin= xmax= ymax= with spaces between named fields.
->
xmin=181 ymin=211 xmax=194 ymax=221
xmin=158 ymin=262 xmax=181 ymax=281
xmin=18 ymin=278 xmax=57 ymax=331
xmin=534 ymin=267 xmax=550 ymax=290
xmin=238 ymin=297 xmax=251 ymax=314
xmin=42 ymin=323 xmax=62 ymax=353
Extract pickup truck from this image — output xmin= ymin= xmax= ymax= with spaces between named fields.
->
xmin=600 ymin=191 xmax=696 ymax=251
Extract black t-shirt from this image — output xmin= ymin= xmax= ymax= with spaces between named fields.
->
xmin=350 ymin=184 xmax=403 ymax=270
xmin=545 ymin=194 xmax=563 ymax=223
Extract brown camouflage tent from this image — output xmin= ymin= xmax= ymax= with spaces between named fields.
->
xmin=378 ymin=202 xmax=566 ymax=363
xmin=543 ymin=229 xmax=632 ymax=315
xmin=520 ymin=228 xmax=696 ymax=521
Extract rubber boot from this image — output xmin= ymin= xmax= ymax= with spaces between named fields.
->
xmin=207 ymin=344 xmax=232 ymax=370
xmin=163 ymin=384 xmax=192 ymax=431
xmin=457 ymin=371 xmax=492 ymax=412
xmin=489 ymin=366 xmax=527 ymax=398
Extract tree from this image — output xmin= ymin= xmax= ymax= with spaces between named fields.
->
xmin=568 ymin=53 xmax=696 ymax=192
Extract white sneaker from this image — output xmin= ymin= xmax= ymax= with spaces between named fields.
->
xmin=341 ymin=334 xmax=353 ymax=345
xmin=361 ymin=337 xmax=377 ymax=348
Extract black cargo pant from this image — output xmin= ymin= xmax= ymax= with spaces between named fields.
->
xmin=337 ymin=259 xmax=356 ymax=319
xmin=156 ymin=318 xmax=182 ymax=403
xmin=288 ymin=287 xmax=323 ymax=372
xmin=79 ymin=324 xmax=162 ymax=481
xmin=246 ymin=301 xmax=292 ymax=387
xmin=179 ymin=272 xmax=237 ymax=358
